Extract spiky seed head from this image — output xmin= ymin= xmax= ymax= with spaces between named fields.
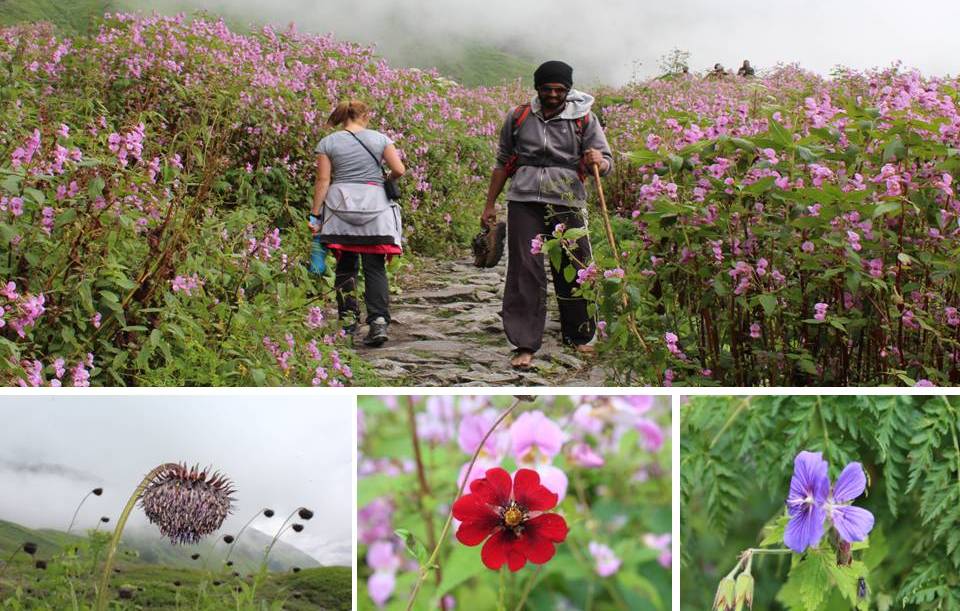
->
xmin=101 ymin=516 xmax=110 ymax=523
xmin=140 ymin=463 xmax=235 ymax=545
xmin=34 ymin=560 xmax=47 ymax=570
xmin=223 ymin=535 xmax=234 ymax=544
xmin=190 ymin=553 xmax=200 ymax=560
xmin=22 ymin=542 xmax=38 ymax=555
xmin=263 ymin=509 xmax=275 ymax=518
xmin=292 ymin=523 xmax=304 ymax=533
xmin=93 ymin=488 xmax=104 ymax=496
xmin=297 ymin=508 xmax=314 ymax=521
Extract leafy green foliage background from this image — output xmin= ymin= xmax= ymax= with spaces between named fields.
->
xmin=681 ymin=395 xmax=960 ymax=609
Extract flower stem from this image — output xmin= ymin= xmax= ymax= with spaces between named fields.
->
xmin=404 ymin=397 xmax=525 ymax=611
xmin=96 ymin=463 xmax=175 ymax=611
xmin=512 ymin=565 xmax=543 ymax=611
xmin=66 ymin=490 xmax=96 ymax=535
xmin=224 ymin=508 xmax=267 ymax=566
xmin=406 ymin=397 xmax=445 ymax=609
xmin=498 ymin=565 xmax=507 ymax=611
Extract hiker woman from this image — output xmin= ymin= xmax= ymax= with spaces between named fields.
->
xmin=309 ymin=100 xmax=405 ymax=347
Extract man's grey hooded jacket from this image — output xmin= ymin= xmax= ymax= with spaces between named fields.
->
xmin=495 ymin=89 xmax=614 ymax=209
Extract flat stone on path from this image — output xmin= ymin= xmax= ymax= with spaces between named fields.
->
xmin=353 ymin=256 xmax=610 ymax=387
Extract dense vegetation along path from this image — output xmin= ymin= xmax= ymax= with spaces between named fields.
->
xmin=355 ymin=257 xmax=608 ymax=387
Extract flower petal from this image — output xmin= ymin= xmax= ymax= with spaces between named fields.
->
xmin=507 ymin=548 xmax=527 ymax=572
xmin=451 ymin=493 xmax=496 ymax=524
xmin=480 ymin=530 xmax=511 ymax=570
xmin=525 ymin=512 xmax=569 ymax=543
xmin=789 ymin=451 xmax=830 ymax=504
xmin=516 ymin=529 xmax=557 ymax=565
xmin=783 ymin=505 xmax=825 ymax=553
xmin=456 ymin=519 xmax=497 ymax=546
xmin=470 ymin=467 xmax=512 ymax=507
xmin=513 ymin=469 xmax=558 ymax=511
xmin=832 ymin=462 xmax=866 ymax=503
xmin=830 ymin=505 xmax=874 ymax=543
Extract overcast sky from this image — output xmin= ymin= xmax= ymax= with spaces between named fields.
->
xmin=146 ymin=0 xmax=960 ymax=85
xmin=0 ymin=395 xmax=352 ymax=566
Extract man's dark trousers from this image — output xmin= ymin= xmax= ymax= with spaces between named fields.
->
xmin=503 ymin=201 xmax=596 ymax=352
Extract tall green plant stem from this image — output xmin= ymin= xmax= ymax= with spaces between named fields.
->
xmin=405 ymin=397 xmax=525 ymax=611
xmin=96 ymin=463 xmax=176 ymax=611
xmin=67 ymin=489 xmax=97 ymax=535
xmin=224 ymin=508 xmax=269 ymax=566
xmin=405 ymin=397 xmax=446 ymax=610
xmin=512 ymin=565 xmax=543 ymax=611
xmin=261 ymin=507 xmax=305 ymax=570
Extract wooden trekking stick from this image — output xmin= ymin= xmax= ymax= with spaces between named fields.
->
xmin=592 ymin=163 xmax=621 ymax=267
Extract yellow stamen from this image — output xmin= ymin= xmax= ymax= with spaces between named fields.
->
xmin=504 ymin=507 xmax=523 ymax=527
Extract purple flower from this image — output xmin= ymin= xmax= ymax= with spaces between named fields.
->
xmin=784 ymin=451 xmax=829 ymax=553
xmin=824 ymin=462 xmax=875 ymax=545
xmin=367 ymin=571 xmax=395 ymax=607
xmin=784 ymin=451 xmax=875 ymax=553
xmin=814 ymin=303 xmax=828 ymax=321
xmin=570 ymin=443 xmax=605 ymax=468
xmin=510 ymin=411 xmax=563 ymax=465
xmin=530 ymin=234 xmax=544 ymax=255
xmin=576 ymin=262 xmax=598 ymax=285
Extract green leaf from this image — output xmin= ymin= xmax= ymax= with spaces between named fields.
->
xmin=563 ymin=265 xmax=576 ymax=283
xmin=757 ymin=293 xmax=778 ymax=316
xmin=23 ymin=187 xmax=45 ymax=205
xmin=777 ymin=551 xmax=831 ymax=611
xmin=1 ymin=174 xmax=21 ymax=195
xmin=872 ymin=202 xmax=901 ymax=218
xmin=769 ymin=117 xmax=793 ymax=148
xmin=882 ymin=135 xmax=906 ymax=163
xmin=88 ymin=176 xmax=106 ymax=198
xmin=395 ymin=529 xmax=431 ymax=568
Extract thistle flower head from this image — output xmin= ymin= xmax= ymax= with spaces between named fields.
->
xmin=22 ymin=542 xmax=38 ymax=555
xmin=292 ymin=567 xmax=301 ymax=573
xmin=223 ymin=535 xmax=234 ymax=544
xmin=263 ymin=509 xmax=275 ymax=518
xmin=190 ymin=553 xmax=200 ymax=560
xmin=34 ymin=560 xmax=47 ymax=570
xmin=140 ymin=463 xmax=235 ymax=545
xmin=93 ymin=488 xmax=104 ymax=496
xmin=292 ymin=523 xmax=304 ymax=533
xmin=100 ymin=516 xmax=110 ymax=523
xmin=297 ymin=508 xmax=314 ymax=521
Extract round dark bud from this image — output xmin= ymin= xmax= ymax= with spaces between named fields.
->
xmin=263 ymin=509 xmax=275 ymax=518
xmin=297 ymin=508 xmax=314 ymax=521
xmin=190 ymin=553 xmax=200 ymax=560
xmin=118 ymin=587 xmax=133 ymax=600
xmin=232 ymin=571 xmax=240 ymax=577
xmin=101 ymin=517 xmax=110 ymax=523
xmin=213 ymin=580 xmax=222 ymax=586
xmin=22 ymin=542 xmax=38 ymax=555
xmin=226 ymin=560 xmax=234 ymax=567
xmin=223 ymin=535 xmax=234 ymax=544
xmin=293 ymin=593 xmax=301 ymax=599
xmin=173 ymin=581 xmax=181 ymax=587
xmin=92 ymin=488 xmax=104 ymax=496
xmin=113 ymin=568 xmax=121 ymax=573
xmin=34 ymin=560 xmax=47 ymax=570
xmin=292 ymin=524 xmax=304 ymax=533
xmin=292 ymin=567 xmax=301 ymax=573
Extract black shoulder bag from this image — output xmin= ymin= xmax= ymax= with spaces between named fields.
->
xmin=345 ymin=130 xmax=401 ymax=201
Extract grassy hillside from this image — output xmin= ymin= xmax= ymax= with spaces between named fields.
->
xmin=0 ymin=519 xmax=350 ymax=609
xmin=0 ymin=0 xmax=112 ymax=33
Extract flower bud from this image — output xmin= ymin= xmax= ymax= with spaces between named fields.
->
xmin=713 ymin=576 xmax=736 ymax=611
xmin=734 ymin=573 xmax=754 ymax=610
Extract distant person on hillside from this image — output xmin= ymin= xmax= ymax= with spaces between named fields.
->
xmin=737 ymin=60 xmax=755 ymax=77
xmin=481 ymin=60 xmax=613 ymax=370
xmin=310 ymin=100 xmax=405 ymax=347
xmin=708 ymin=63 xmax=728 ymax=79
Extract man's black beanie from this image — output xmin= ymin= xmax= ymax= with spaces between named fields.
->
xmin=534 ymin=60 xmax=573 ymax=89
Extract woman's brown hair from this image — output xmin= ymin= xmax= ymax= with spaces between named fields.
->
xmin=326 ymin=100 xmax=369 ymax=127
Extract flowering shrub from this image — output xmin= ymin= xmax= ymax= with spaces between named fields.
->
xmin=0 ymin=14 xmax=515 ymax=385
xmin=681 ymin=395 xmax=960 ymax=609
xmin=357 ymin=395 xmax=671 ymax=610
xmin=545 ymin=65 xmax=960 ymax=386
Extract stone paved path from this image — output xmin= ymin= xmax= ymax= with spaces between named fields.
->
xmin=354 ymin=257 xmax=609 ymax=387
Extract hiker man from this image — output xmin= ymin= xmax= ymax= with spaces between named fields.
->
xmin=737 ymin=60 xmax=755 ymax=77
xmin=708 ymin=63 xmax=727 ymax=79
xmin=480 ymin=60 xmax=614 ymax=370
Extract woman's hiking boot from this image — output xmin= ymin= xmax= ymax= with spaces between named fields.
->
xmin=363 ymin=316 xmax=389 ymax=347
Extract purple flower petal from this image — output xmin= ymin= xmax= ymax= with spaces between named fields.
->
xmin=832 ymin=462 xmax=866 ymax=503
xmin=784 ymin=504 xmax=826 ymax=553
xmin=788 ymin=451 xmax=829 ymax=505
xmin=830 ymin=505 xmax=874 ymax=543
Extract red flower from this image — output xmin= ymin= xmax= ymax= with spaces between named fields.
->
xmin=452 ymin=467 xmax=568 ymax=571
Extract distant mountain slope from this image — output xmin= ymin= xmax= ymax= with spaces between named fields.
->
xmin=0 ymin=0 xmax=534 ymax=86
xmin=0 ymin=518 xmax=319 ymax=572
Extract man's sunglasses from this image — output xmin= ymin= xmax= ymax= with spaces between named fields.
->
xmin=537 ymin=86 xmax=569 ymax=95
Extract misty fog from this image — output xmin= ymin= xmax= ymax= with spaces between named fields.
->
xmin=131 ymin=0 xmax=960 ymax=85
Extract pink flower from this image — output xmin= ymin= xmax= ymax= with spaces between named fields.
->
xmin=530 ymin=234 xmax=544 ymax=255
xmin=588 ymin=542 xmax=622 ymax=577
xmin=367 ymin=571 xmax=395 ymax=607
xmin=643 ymin=533 xmax=672 ymax=569
xmin=603 ymin=267 xmax=625 ymax=279
xmin=814 ymin=302 xmax=828 ymax=321
xmin=801 ymin=241 xmax=815 ymax=253
xmin=750 ymin=323 xmax=762 ymax=339
xmin=458 ymin=409 xmax=508 ymax=459
xmin=570 ymin=443 xmax=605 ymax=468
xmin=305 ymin=307 xmax=325 ymax=329
xmin=635 ymin=419 xmax=664 ymax=452
xmin=511 ymin=411 xmax=563 ymax=465
xmin=576 ymin=262 xmax=598 ymax=285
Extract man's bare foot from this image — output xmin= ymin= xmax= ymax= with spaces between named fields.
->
xmin=511 ymin=350 xmax=534 ymax=369
xmin=574 ymin=344 xmax=596 ymax=356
